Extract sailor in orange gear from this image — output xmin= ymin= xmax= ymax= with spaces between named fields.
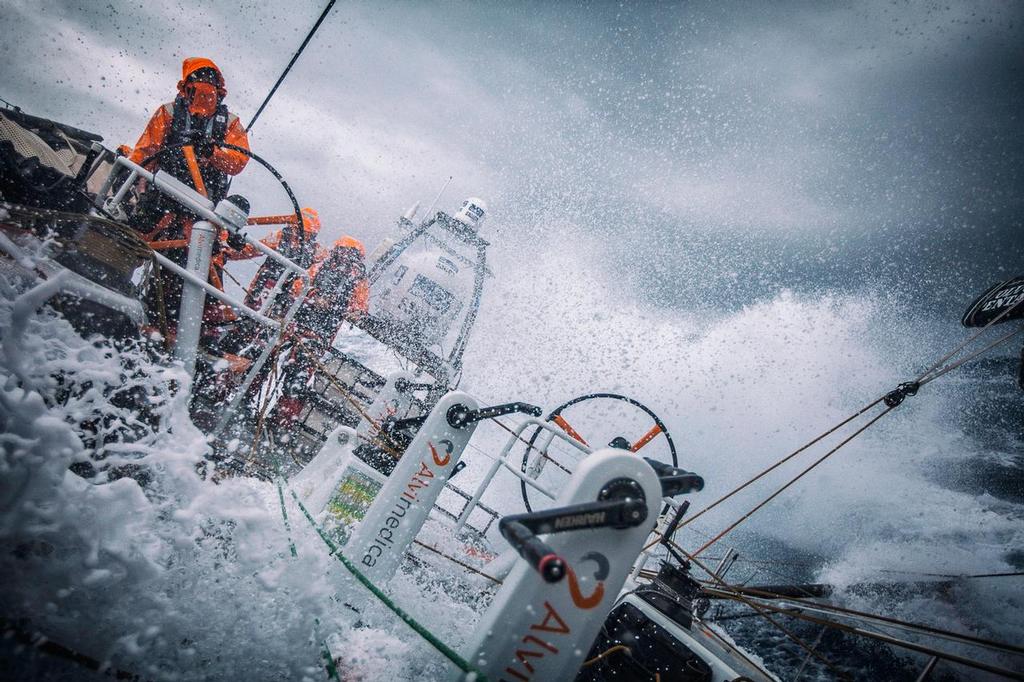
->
xmin=129 ymin=57 xmax=249 ymax=204
xmin=226 ymin=207 xmax=329 ymax=314
xmin=271 ymin=235 xmax=370 ymax=429
xmin=128 ymin=58 xmax=251 ymax=334
xmin=293 ymin=235 xmax=370 ymax=335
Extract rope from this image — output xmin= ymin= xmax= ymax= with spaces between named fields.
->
xmin=288 ymin=489 xmax=487 ymax=679
xmin=692 ymin=405 xmax=895 ymax=557
xmin=699 ymin=580 xmax=1024 ymax=657
xmin=1 ymin=200 xmax=153 ymax=262
xmin=581 ymin=644 xmax=632 ymax=667
xmin=681 ymin=309 xmax=1023 ymax=558
xmin=914 ymin=296 xmax=1024 ymax=384
xmin=673 ymin=396 xmax=885 ymax=536
xmin=702 ymin=588 xmax=1024 ymax=680
xmin=411 ymin=539 xmax=502 ymax=585
xmin=671 ymin=543 xmax=850 ymax=680
xmin=917 ymin=324 xmax=1023 ymax=387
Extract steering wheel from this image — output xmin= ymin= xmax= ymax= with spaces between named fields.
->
xmin=519 ymin=392 xmax=679 ymax=512
xmin=137 ymin=141 xmax=305 ymax=248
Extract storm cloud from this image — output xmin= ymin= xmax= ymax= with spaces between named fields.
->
xmin=2 ymin=0 xmax=1021 ymax=312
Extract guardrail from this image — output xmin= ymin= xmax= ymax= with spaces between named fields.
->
xmin=94 ymin=155 xmax=312 ymax=433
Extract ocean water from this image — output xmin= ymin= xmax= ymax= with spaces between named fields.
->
xmin=1 ymin=219 xmax=1021 ymax=681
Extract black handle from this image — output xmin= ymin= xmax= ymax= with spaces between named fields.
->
xmin=643 ymin=458 xmax=704 ymax=497
xmin=499 ymin=494 xmax=650 ymax=582
xmin=500 ymin=519 xmax=566 ymax=583
xmin=447 ymin=402 xmax=543 ymax=429
xmin=661 ymin=500 xmax=690 ymax=547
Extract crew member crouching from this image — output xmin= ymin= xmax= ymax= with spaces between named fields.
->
xmin=270 ymin=236 xmax=369 ymax=430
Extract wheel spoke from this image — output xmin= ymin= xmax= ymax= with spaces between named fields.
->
xmin=630 ymin=424 xmax=663 ymax=452
xmin=552 ymin=414 xmax=588 ymax=446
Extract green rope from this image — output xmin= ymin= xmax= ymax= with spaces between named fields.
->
xmin=288 ymin=488 xmax=486 ymax=680
xmin=276 ymin=478 xmax=299 ymax=558
xmin=315 ymin=618 xmax=343 ymax=682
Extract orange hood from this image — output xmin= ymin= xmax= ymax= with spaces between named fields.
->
xmin=333 ymin=235 xmax=366 ymax=257
xmin=177 ymin=57 xmax=227 ymax=98
xmin=300 ymin=207 xmax=322 ymax=236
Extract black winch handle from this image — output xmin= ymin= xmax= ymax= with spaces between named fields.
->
xmin=500 ymin=496 xmax=650 ymax=582
xmin=447 ymin=402 xmax=543 ymax=429
xmin=388 ymin=414 xmax=427 ymax=432
xmin=500 ymin=519 xmax=566 ymax=583
xmin=661 ymin=500 xmax=690 ymax=547
xmin=643 ymin=458 xmax=705 ymax=497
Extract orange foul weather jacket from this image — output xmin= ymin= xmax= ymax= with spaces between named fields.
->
xmin=302 ymin=236 xmax=370 ymax=320
xmin=129 ymin=57 xmax=249 ymax=200
xmin=224 ymin=208 xmax=327 ymax=310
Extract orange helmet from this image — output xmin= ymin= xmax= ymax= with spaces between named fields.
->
xmin=300 ymin=207 xmax=321 ymax=236
xmin=177 ymin=57 xmax=227 ymax=98
xmin=333 ymin=235 xmax=365 ymax=257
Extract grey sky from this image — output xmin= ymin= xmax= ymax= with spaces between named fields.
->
xmin=3 ymin=0 xmax=1021 ymax=312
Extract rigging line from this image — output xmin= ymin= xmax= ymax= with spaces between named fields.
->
xmin=705 ymin=590 xmax=1024 ymax=681
xmin=410 ymin=539 xmax=502 ymax=585
xmin=692 ymin=405 xmax=895 ymax=558
xmin=698 ymin=581 xmax=1024 ymax=657
xmin=914 ymin=294 xmax=1024 ymax=384
xmin=247 ymin=0 xmax=337 ymax=132
xmin=793 ymin=625 xmax=828 ymax=682
xmin=677 ymin=545 xmax=850 ymax=680
xmin=676 ymin=396 xmax=885 ymax=533
xmin=676 ymin=293 xmax=1024 ymax=540
xmin=918 ymin=324 xmax=1024 ymax=387
xmin=880 ymin=570 xmax=1024 ymax=580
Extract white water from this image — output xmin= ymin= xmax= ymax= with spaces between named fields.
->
xmin=1 ymin=226 xmax=1021 ymax=679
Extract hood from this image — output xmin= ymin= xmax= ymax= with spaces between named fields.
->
xmin=300 ymin=207 xmax=322 ymax=236
xmin=177 ymin=57 xmax=227 ymax=98
xmin=333 ymin=235 xmax=366 ymax=257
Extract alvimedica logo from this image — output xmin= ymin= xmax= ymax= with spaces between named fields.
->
xmin=360 ymin=439 xmax=453 ymax=568
xmin=501 ymin=552 xmax=609 ymax=681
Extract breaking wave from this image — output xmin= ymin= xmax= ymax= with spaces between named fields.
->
xmin=2 ymin=223 xmax=1020 ymax=679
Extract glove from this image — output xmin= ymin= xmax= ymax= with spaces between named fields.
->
xmin=226 ymin=229 xmax=247 ymax=251
xmin=194 ymin=140 xmax=214 ymax=159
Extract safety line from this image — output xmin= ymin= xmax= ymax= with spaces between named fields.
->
xmin=276 ymin=478 xmax=298 ymax=558
xmin=411 ymin=539 xmax=502 ymax=585
xmin=287 ymin=489 xmax=486 ymax=680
